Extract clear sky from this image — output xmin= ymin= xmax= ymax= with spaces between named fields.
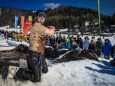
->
xmin=0 ymin=0 xmax=115 ymax=16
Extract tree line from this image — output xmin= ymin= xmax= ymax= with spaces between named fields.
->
xmin=0 ymin=6 xmax=115 ymax=32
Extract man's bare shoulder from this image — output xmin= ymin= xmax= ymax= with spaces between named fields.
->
xmin=33 ymin=22 xmax=41 ymax=28
xmin=32 ymin=22 xmax=47 ymax=32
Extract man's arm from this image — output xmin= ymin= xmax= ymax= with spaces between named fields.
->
xmin=45 ymin=26 xmax=55 ymax=36
xmin=35 ymin=23 xmax=55 ymax=36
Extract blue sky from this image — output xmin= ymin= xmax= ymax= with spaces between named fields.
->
xmin=0 ymin=0 xmax=115 ymax=16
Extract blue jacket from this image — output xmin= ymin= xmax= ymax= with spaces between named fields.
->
xmin=66 ymin=42 xmax=71 ymax=49
xmin=103 ymin=42 xmax=112 ymax=56
xmin=56 ymin=37 xmax=61 ymax=43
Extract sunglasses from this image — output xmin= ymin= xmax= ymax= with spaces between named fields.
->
xmin=38 ymin=12 xmax=46 ymax=18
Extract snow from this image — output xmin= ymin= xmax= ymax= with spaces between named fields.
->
xmin=0 ymin=35 xmax=29 ymax=51
xmin=0 ymin=58 xmax=115 ymax=86
xmin=0 ymin=26 xmax=21 ymax=32
xmin=0 ymin=38 xmax=15 ymax=51
xmin=0 ymin=27 xmax=115 ymax=86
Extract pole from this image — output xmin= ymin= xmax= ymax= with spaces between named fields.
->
xmin=98 ymin=0 xmax=102 ymax=52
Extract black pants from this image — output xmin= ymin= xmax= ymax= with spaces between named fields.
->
xmin=16 ymin=50 xmax=48 ymax=82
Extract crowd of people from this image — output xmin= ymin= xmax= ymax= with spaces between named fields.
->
xmin=46 ymin=33 xmax=115 ymax=59
xmin=0 ymin=30 xmax=30 ymax=42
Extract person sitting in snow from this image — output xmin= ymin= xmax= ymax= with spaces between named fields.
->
xmin=76 ymin=35 xmax=83 ymax=49
xmin=55 ymin=33 xmax=61 ymax=49
xmin=83 ymin=36 xmax=89 ymax=51
xmin=71 ymin=36 xmax=78 ymax=50
xmin=60 ymin=35 xmax=66 ymax=48
xmin=89 ymin=40 xmax=96 ymax=50
xmin=65 ymin=36 xmax=71 ymax=49
xmin=102 ymin=39 xmax=112 ymax=59
xmin=50 ymin=35 xmax=56 ymax=48
xmin=91 ymin=36 xmax=96 ymax=44
xmin=96 ymin=38 xmax=103 ymax=52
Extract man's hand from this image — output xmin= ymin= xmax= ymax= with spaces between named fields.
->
xmin=48 ymin=26 xmax=55 ymax=33
xmin=48 ymin=26 xmax=55 ymax=30
xmin=45 ymin=26 xmax=55 ymax=35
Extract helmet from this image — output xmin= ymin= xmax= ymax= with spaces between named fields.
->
xmin=35 ymin=10 xmax=46 ymax=18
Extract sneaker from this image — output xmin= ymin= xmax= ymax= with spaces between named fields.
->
xmin=7 ymin=66 xmax=19 ymax=79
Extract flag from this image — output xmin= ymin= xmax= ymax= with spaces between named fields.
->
xmin=28 ymin=16 xmax=32 ymax=21
xmin=21 ymin=16 xmax=25 ymax=30
xmin=14 ymin=16 xmax=19 ymax=29
xmin=23 ymin=19 xmax=32 ymax=41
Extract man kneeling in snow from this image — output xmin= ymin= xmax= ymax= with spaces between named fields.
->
xmin=5 ymin=11 xmax=55 ymax=82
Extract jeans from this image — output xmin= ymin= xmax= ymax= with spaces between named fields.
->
xmin=16 ymin=50 xmax=48 ymax=82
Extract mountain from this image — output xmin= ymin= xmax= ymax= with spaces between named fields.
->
xmin=0 ymin=6 xmax=115 ymax=33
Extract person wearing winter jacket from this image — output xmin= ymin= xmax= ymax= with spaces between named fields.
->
xmin=89 ymin=40 xmax=96 ymax=50
xmin=91 ymin=36 xmax=96 ymax=44
xmin=49 ymin=35 xmax=56 ymax=48
xmin=76 ymin=35 xmax=83 ymax=49
xmin=102 ymin=39 xmax=112 ymax=59
xmin=83 ymin=36 xmax=89 ymax=51
xmin=96 ymin=38 xmax=103 ymax=52
xmin=65 ymin=36 xmax=71 ymax=49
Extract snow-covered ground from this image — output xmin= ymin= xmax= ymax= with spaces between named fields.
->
xmin=0 ymin=37 xmax=15 ymax=51
xmin=0 ymin=36 xmax=29 ymax=51
xmin=0 ymin=58 xmax=115 ymax=86
xmin=0 ymin=29 xmax=115 ymax=86
xmin=0 ymin=26 xmax=22 ymax=32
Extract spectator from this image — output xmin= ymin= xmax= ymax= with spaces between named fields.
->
xmin=65 ymin=36 xmax=71 ymax=49
xmin=96 ymin=38 xmax=103 ymax=52
xmin=70 ymin=36 xmax=77 ymax=50
xmin=91 ymin=36 xmax=96 ymax=44
xmin=76 ymin=35 xmax=83 ymax=49
xmin=102 ymin=39 xmax=112 ymax=59
xmin=89 ymin=39 xmax=96 ymax=50
xmin=83 ymin=36 xmax=89 ymax=51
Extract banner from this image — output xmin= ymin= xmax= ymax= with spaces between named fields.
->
xmin=14 ymin=16 xmax=19 ymax=29
xmin=21 ymin=16 xmax=25 ymax=30
xmin=23 ymin=19 xmax=32 ymax=41
xmin=28 ymin=16 xmax=32 ymax=21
